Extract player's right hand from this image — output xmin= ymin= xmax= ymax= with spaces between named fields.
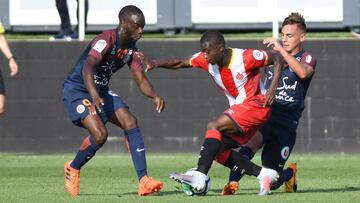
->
xmin=90 ymin=96 xmax=104 ymax=115
xmin=152 ymin=95 xmax=165 ymax=113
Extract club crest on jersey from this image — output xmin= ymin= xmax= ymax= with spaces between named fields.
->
xmin=253 ymin=50 xmax=264 ymax=60
xmin=281 ymin=146 xmax=290 ymax=159
xmin=236 ymin=72 xmax=244 ymax=80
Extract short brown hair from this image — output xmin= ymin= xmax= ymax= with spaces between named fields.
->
xmin=282 ymin=12 xmax=306 ymax=32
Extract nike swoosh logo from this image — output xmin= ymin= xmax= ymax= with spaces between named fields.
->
xmin=136 ymin=148 xmax=145 ymax=152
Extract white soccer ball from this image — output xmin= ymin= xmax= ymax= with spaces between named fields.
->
xmin=182 ymin=168 xmax=211 ymax=196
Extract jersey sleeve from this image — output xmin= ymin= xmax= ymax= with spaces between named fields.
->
xmin=242 ymin=49 xmax=268 ymax=71
xmin=129 ymin=52 xmax=143 ymax=72
xmin=300 ymin=51 xmax=317 ymax=69
xmin=88 ymin=30 xmax=114 ymax=61
xmin=189 ymin=52 xmax=208 ymax=70
xmin=0 ymin=21 xmax=5 ymax=34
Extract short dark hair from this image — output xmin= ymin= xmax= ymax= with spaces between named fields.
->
xmin=118 ymin=5 xmax=143 ymax=21
xmin=200 ymin=30 xmax=225 ymax=47
xmin=282 ymin=12 xmax=306 ymax=32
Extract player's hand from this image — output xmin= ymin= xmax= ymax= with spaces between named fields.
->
xmin=9 ymin=58 xmax=18 ymax=76
xmin=152 ymin=95 xmax=165 ymax=113
xmin=263 ymin=88 xmax=276 ymax=107
xmin=135 ymin=51 xmax=157 ymax=73
xmin=263 ymin=37 xmax=282 ymax=52
xmin=90 ymin=96 xmax=104 ymax=115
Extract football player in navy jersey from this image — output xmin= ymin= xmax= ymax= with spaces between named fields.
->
xmin=222 ymin=12 xmax=317 ymax=195
xmin=62 ymin=5 xmax=164 ymax=197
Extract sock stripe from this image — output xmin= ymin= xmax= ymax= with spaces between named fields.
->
xmin=205 ymin=129 xmax=222 ymax=141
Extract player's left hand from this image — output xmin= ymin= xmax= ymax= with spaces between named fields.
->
xmin=263 ymin=89 xmax=276 ymax=107
xmin=152 ymin=95 xmax=165 ymax=113
xmin=9 ymin=58 xmax=18 ymax=76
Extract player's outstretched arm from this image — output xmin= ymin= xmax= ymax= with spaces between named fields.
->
xmin=263 ymin=50 xmax=284 ymax=107
xmin=144 ymin=56 xmax=193 ymax=72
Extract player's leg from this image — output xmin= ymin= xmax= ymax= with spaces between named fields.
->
xmin=108 ymin=101 xmax=162 ymax=196
xmin=0 ymin=94 xmax=4 ymax=114
xmin=0 ymin=70 xmax=6 ymax=114
xmin=62 ymin=90 xmax=108 ymax=196
xmin=222 ymin=131 xmax=263 ymax=195
xmin=261 ymin=121 xmax=296 ymax=191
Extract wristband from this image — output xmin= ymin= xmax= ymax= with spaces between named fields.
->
xmin=8 ymin=56 xmax=16 ymax=61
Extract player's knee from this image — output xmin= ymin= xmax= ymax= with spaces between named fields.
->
xmin=122 ymin=115 xmax=137 ymax=130
xmin=0 ymin=107 xmax=4 ymax=115
xmin=206 ymin=120 xmax=219 ymax=130
xmin=92 ymin=127 xmax=108 ymax=145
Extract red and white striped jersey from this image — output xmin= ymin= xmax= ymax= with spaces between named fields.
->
xmin=189 ymin=48 xmax=269 ymax=107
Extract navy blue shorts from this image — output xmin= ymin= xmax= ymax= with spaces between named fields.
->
xmin=260 ymin=114 xmax=298 ymax=172
xmin=63 ymin=87 xmax=128 ymax=127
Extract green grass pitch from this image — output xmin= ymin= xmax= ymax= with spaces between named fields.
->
xmin=1 ymin=153 xmax=359 ymax=203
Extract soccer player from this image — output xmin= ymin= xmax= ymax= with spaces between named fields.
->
xmin=222 ymin=12 xmax=317 ymax=195
xmin=144 ymin=30 xmax=284 ymax=195
xmin=0 ymin=20 xmax=18 ymax=115
xmin=62 ymin=5 xmax=164 ymax=197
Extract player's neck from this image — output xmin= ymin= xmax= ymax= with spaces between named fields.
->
xmin=220 ymin=48 xmax=232 ymax=67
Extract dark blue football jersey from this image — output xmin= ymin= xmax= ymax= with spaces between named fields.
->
xmin=64 ymin=28 xmax=141 ymax=93
xmin=264 ymin=49 xmax=317 ymax=121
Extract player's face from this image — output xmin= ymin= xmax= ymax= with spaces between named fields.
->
xmin=281 ymin=24 xmax=305 ymax=54
xmin=201 ymin=42 xmax=223 ymax=65
xmin=121 ymin=14 xmax=145 ymax=44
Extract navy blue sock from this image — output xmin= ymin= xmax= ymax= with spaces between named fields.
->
xmin=71 ymin=136 xmax=101 ymax=170
xmin=283 ymin=167 xmax=294 ymax=181
xmin=125 ymin=127 xmax=147 ymax=181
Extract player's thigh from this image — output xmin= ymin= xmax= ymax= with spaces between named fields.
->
xmin=208 ymin=114 xmax=238 ymax=131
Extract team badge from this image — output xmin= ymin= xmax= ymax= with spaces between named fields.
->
xmin=281 ymin=146 xmax=290 ymax=159
xmin=252 ymin=50 xmax=264 ymax=60
xmin=306 ymin=55 xmax=312 ymax=63
xmin=236 ymin=72 xmax=244 ymax=80
xmin=93 ymin=39 xmax=107 ymax=53
xmin=76 ymin=104 xmax=86 ymax=114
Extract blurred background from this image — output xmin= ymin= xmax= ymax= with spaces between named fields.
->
xmin=0 ymin=0 xmax=359 ymax=154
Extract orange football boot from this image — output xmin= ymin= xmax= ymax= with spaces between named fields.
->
xmin=221 ymin=181 xmax=239 ymax=195
xmin=284 ymin=163 xmax=297 ymax=193
xmin=138 ymin=176 xmax=163 ymax=196
xmin=64 ymin=160 xmax=80 ymax=197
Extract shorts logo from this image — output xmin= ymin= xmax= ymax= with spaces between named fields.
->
xmin=253 ymin=50 xmax=264 ymax=61
xmin=281 ymin=146 xmax=290 ymax=159
xmin=108 ymin=90 xmax=119 ymax=97
xmin=82 ymin=99 xmax=91 ymax=107
xmin=76 ymin=104 xmax=86 ymax=114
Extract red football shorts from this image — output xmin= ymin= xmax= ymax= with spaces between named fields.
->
xmin=223 ymin=100 xmax=271 ymax=145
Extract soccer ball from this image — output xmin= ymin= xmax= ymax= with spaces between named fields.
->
xmin=181 ymin=168 xmax=211 ymax=196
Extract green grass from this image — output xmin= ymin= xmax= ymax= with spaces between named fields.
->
xmin=1 ymin=153 xmax=359 ymax=203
